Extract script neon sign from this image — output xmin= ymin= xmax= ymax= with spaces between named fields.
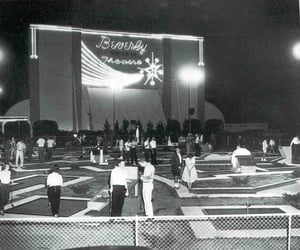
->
xmin=96 ymin=35 xmax=148 ymax=55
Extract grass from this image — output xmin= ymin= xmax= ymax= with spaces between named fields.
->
xmin=282 ymin=192 xmax=300 ymax=209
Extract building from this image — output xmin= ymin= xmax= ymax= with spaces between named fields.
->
xmin=28 ymin=24 xmax=206 ymax=131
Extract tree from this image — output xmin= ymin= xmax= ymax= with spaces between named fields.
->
xmin=114 ymin=120 xmax=120 ymax=135
xmin=4 ymin=121 xmax=31 ymax=139
xmin=146 ymin=120 xmax=154 ymax=136
xmin=166 ymin=119 xmax=181 ymax=142
xmin=156 ymin=121 xmax=165 ymax=144
xmin=103 ymin=119 xmax=111 ymax=135
xmin=182 ymin=119 xmax=203 ymax=135
xmin=121 ymin=119 xmax=129 ymax=135
xmin=205 ymin=119 xmax=224 ymax=135
xmin=33 ymin=120 xmax=58 ymax=136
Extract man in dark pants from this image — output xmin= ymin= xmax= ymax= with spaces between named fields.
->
xmin=143 ymin=137 xmax=151 ymax=162
xmin=46 ymin=164 xmax=63 ymax=217
xmin=150 ymin=137 xmax=157 ymax=165
xmin=130 ymin=138 xmax=138 ymax=165
xmin=109 ymin=161 xmax=128 ymax=216
xmin=171 ymin=147 xmax=183 ymax=189
xmin=37 ymin=136 xmax=46 ymax=163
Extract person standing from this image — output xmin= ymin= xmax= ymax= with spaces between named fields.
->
xmin=46 ymin=136 xmax=56 ymax=161
xmin=15 ymin=139 xmax=26 ymax=168
xmin=135 ymin=125 xmax=140 ymax=145
xmin=150 ymin=137 xmax=157 ymax=165
xmin=199 ymin=133 xmax=204 ymax=152
xmin=0 ymin=163 xmax=11 ymax=215
xmin=269 ymin=138 xmax=276 ymax=153
xmin=185 ymin=133 xmax=194 ymax=156
xmin=182 ymin=153 xmax=197 ymax=189
xmin=171 ymin=147 xmax=183 ymax=189
xmin=262 ymin=139 xmax=268 ymax=161
xmin=37 ymin=136 xmax=46 ymax=162
xmin=143 ymin=137 xmax=151 ymax=162
xmin=109 ymin=161 xmax=128 ymax=217
xmin=140 ymin=161 xmax=155 ymax=217
xmin=25 ymin=137 xmax=33 ymax=161
xmin=118 ymin=137 xmax=124 ymax=160
xmin=195 ymin=134 xmax=201 ymax=157
xmin=124 ymin=138 xmax=131 ymax=165
xmin=46 ymin=164 xmax=63 ymax=217
xmin=130 ymin=137 xmax=138 ymax=165
xmin=9 ymin=137 xmax=16 ymax=161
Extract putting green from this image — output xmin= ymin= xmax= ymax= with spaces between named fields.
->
xmin=6 ymin=197 xmax=87 ymax=217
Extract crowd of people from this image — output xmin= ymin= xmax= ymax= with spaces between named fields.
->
xmin=2 ymin=128 xmax=299 ymax=217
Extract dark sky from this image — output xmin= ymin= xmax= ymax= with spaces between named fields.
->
xmin=0 ymin=0 xmax=300 ymax=133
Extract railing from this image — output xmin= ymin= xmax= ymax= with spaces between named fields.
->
xmin=0 ymin=214 xmax=299 ymax=250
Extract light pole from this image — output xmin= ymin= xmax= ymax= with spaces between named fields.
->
xmin=179 ymin=66 xmax=205 ymax=134
xmin=112 ymin=88 xmax=116 ymax=126
xmin=188 ymin=81 xmax=191 ymax=133
xmin=111 ymin=85 xmax=123 ymax=128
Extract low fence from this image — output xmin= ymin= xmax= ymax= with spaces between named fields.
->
xmin=0 ymin=214 xmax=300 ymax=250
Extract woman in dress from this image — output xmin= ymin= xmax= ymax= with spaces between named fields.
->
xmin=182 ymin=153 xmax=197 ymax=189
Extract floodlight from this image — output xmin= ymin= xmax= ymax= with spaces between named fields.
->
xmin=292 ymin=42 xmax=300 ymax=60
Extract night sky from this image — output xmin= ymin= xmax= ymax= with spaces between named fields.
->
xmin=0 ymin=0 xmax=300 ymax=133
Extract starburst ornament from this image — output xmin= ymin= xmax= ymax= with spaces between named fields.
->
xmin=138 ymin=52 xmax=163 ymax=86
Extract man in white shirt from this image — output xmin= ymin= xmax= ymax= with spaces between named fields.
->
xmin=269 ymin=138 xmax=276 ymax=153
xmin=46 ymin=137 xmax=56 ymax=160
xmin=15 ymin=139 xmax=26 ymax=168
xmin=109 ymin=161 xmax=128 ymax=216
xmin=130 ymin=138 xmax=138 ymax=165
xmin=0 ymin=164 xmax=11 ymax=215
xmin=37 ymin=137 xmax=46 ymax=162
xmin=47 ymin=164 xmax=63 ymax=217
xmin=118 ymin=137 xmax=124 ymax=160
xmin=262 ymin=139 xmax=268 ymax=161
xmin=124 ymin=139 xmax=131 ymax=165
xmin=140 ymin=161 xmax=155 ymax=217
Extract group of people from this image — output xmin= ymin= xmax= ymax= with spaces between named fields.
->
xmin=109 ymin=160 xmax=155 ymax=217
xmin=36 ymin=136 xmax=56 ymax=162
xmin=261 ymin=138 xmax=276 ymax=161
xmin=171 ymin=148 xmax=198 ymax=189
xmin=0 ymin=161 xmax=63 ymax=217
xmin=114 ymin=136 xmax=157 ymax=166
xmin=2 ymin=136 xmax=56 ymax=168
xmin=177 ymin=133 xmax=206 ymax=156
xmin=3 ymin=137 xmax=27 ymax=168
